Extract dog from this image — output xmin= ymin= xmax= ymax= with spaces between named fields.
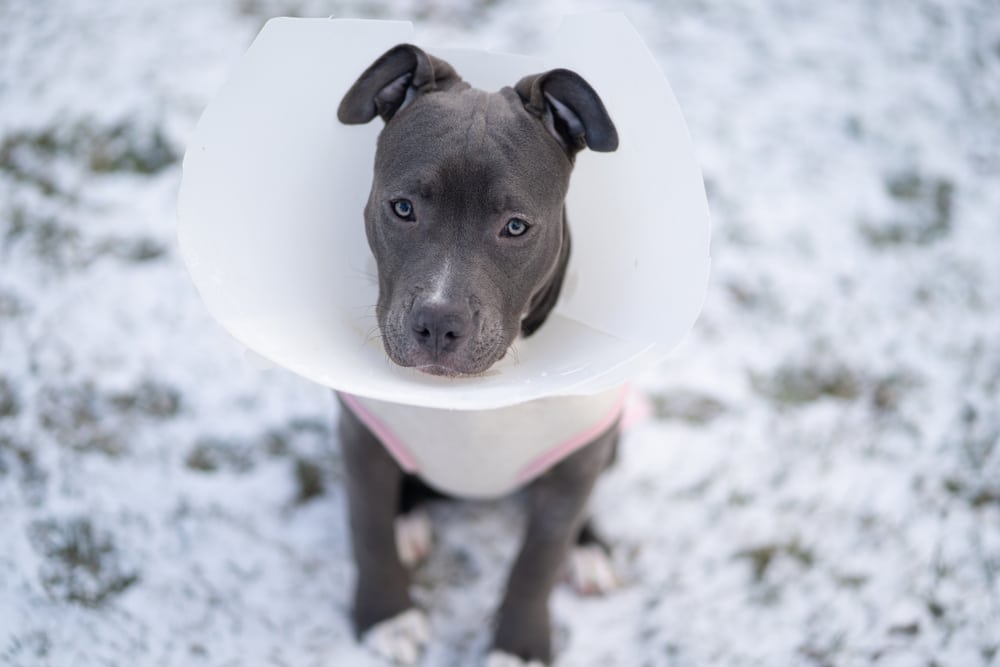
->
xmin=336 ymin=44 xmax=620 ymax=666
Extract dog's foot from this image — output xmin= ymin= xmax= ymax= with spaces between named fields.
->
xmin=363 ymin=608 xmax=431 ymax=665
xmin=566 ymin=544 xmax=621 ymax=596
xmin=395 ymin=508 xmax=433 ymax=568
xmin=485 ymin=651 xmax=546 ymax=667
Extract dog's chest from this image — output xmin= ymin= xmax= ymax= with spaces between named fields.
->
xmin=340 ymin=386 xmax=625 ymax=499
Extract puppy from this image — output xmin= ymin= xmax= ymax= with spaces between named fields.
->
xmin=336 ymin=44 xmax=620 ymax=666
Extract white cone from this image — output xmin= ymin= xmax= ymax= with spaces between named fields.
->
xmin=177 ymin=13 xmax=711 ymax=410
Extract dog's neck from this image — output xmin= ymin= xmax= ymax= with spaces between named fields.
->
xmin=520 ymin=209 xmax=571 ymax=337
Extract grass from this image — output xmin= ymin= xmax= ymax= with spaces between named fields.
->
xmin=860 ymin=170 xmax=955 ymax=247
xmin=28 ymin=517 xmax=140 ymax=608
xmin=751 ymin=361 xmax=862 ymax=406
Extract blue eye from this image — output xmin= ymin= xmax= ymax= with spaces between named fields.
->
xmin=392 ymin=199 xmax=414 ymax=219
xmin=504 ymin=218 xmax=529 ymax=237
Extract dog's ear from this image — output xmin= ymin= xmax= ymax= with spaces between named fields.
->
xmin=515 ymin=69 xmax=618 ymax=156
xmin=338 ymin=44 xmax=461 ymax=124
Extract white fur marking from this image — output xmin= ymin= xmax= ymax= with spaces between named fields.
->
xmin=426 ymin=257 xmax=451 ymax=304
xmin=567 ymin=544 xmax=621 ymax=596
xmin=363 ymin=608 xmax=431 ymax=665
xmin=395 ymin=509 xmax=433 ymax=568
xmin=485 ymin=651 xmax=546 ymax=667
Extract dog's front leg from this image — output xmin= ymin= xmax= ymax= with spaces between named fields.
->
xmin=338 ymin=396 xmax=429 ymax=664
xmin=491 ymin=426 xmax=619 ymax=665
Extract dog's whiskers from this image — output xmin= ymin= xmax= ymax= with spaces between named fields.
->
xmin=348 ymin=303 xmax=379 ymax=316
xmin=347 ymin=265 xmax=379 ymax=282
xmin=363 ymin=325 xmax=384 ymax=345
xmin=507 ymin=342 xmax=521 ymax=366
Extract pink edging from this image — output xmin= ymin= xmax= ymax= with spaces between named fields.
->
xmin=338 ymin=392 xmax=419 ymax=473
xmin=515 ymin=385 xmax=629 ymax=485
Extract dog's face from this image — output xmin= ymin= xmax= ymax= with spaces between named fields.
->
xmin=339 ymin=45 xmax=617 ymax=376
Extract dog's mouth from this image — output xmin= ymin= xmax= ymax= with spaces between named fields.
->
xmin=406 ymin=357 xmax=504 ymax=379
xmin=380 ymin=331 xmax=498 ymax=377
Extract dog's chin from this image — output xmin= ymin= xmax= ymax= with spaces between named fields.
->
xmin=387 ymin=351 xmax=503 ymax=379
xmin=415 ymin=363 xmax=466 ymax=378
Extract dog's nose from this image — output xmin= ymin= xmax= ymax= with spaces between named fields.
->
xmin=409 ymin=303 xmax=472 ymax=356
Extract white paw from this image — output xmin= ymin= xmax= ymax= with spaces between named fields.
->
xmin=395 ymin=509 xmax=433 ymax=568
xmin=566 ymin=544 xmax=621 ymax=596
xmin=486 ymin=650 xmax=546 ymax=667
xmin=363 ymin=608 xmax=431 ymax=665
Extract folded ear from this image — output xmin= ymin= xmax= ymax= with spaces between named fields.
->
xmin=338 ymin=44 xmax=462 ymax=124
xmin=514 ymin=69 xmax=618 ymax=155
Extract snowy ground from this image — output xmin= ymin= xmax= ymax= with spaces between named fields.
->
xmin=2 ymin=1 xmax=999 ymax=665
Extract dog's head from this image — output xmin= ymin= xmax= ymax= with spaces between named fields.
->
xmin=339 ymin=45 xmax=617 ymax=376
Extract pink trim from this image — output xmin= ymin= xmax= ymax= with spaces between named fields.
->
xmin=619 ymin=385 xmax=652 ymax=430
xmin=515 ymin=386 xmax=629 ymax=484
xmin=338 ymin=392 xmax=419 ymax=473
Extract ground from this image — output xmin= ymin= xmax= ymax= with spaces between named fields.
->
xmin=1 ymin=1 xmax=998 ymax=665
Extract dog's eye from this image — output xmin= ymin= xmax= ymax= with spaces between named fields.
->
xmin=503 ymin=218 xmax=529 ymax=237
xmin=391 ymin=199 xmax=414 ymax=219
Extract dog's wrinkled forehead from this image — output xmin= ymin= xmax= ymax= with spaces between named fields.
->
xmin=373 ymin=89 xmax=572 ymax=203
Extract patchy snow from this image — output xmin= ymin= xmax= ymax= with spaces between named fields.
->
xmin=1 ymin=1 xmax=999 ymax=666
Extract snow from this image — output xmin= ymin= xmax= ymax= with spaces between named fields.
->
xmin=2 ymin=0 xmax=999 ymax=665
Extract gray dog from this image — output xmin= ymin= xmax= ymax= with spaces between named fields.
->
xmin=337 ymin=44 xmax=620 ymax=666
